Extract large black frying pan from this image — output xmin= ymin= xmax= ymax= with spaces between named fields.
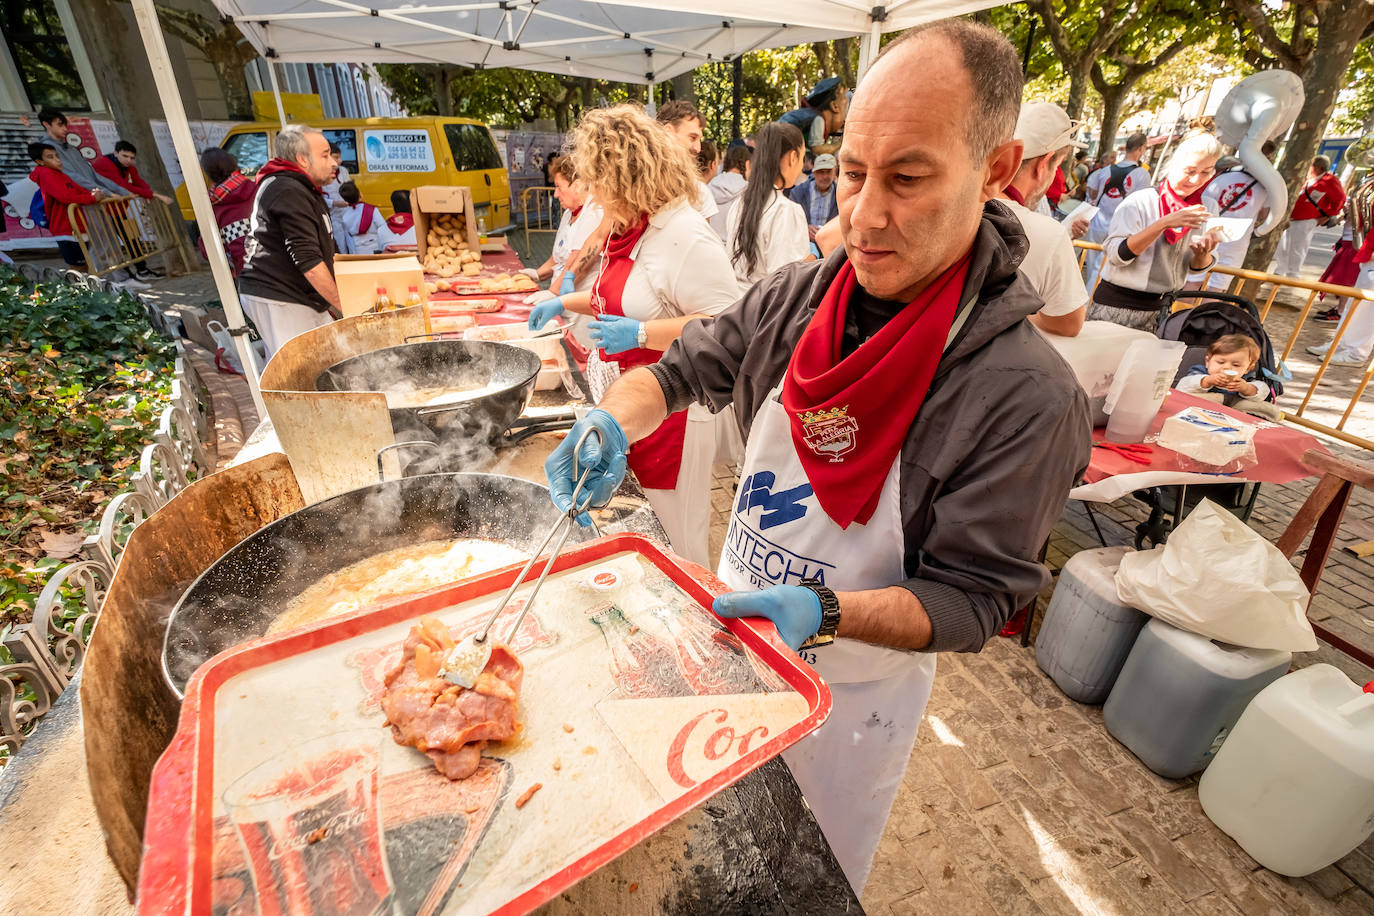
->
xmin=161 ymin=472 xmax=591 ymax=696
xmin=316 ymin=339 xmax=541 ymax=446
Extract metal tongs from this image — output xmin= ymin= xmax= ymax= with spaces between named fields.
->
xmin=441 ymin=426 xmax=605 ymax=687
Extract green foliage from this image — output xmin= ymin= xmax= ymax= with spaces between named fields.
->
xmin=1333 ymin=40 xmax=1374 ymax=136
xmin=0 ymin=267 xmax=173 ymax=623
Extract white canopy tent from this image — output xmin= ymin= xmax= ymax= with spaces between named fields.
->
xmin=131 ymin=0 xmax=1003 ymax=408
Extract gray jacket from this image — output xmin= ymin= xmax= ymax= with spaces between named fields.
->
xmin=649 ymin=202 xmax=1092 ymax=653
xmin=52 ymin=142 xmax=126 ymax=197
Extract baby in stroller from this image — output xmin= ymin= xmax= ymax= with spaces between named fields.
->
xmin=1175 ymin=334 xmax=1271 ymax=404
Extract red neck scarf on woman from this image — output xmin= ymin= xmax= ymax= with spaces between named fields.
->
xmin=780 ymin=254 xmax=971 ymax=529
xmin=570 ymin=205 xmax=584 ymax=221
xmin=604 ymin=213 xmax=649 ymax=259
xmin=1158 ymin=179 xmax=1204 ymax=244
xmin=386 ymin=212 xmax=414 ymax=233
xmin=1002 ymin=184 xmax=1026 ymax=206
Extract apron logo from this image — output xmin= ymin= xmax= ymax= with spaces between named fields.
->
xmin=736 ymin=471 xmax=811 ymax=530
xmin=797 ymin=406 xmax=858 ymax=463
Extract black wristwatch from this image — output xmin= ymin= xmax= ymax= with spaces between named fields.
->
xmin=798 ymin=578 xmax=840 ymax=649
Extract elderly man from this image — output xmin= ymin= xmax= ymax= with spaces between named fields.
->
xmin=237 ymin=125 xmax=341 ymax=356
xmin=789 ymin=152 xmax=840 ymax=242
xmin=1000 ymin=101 xmax=1089 ymax=337
xmin=544 ymin=20 xmax=1090 ymax=891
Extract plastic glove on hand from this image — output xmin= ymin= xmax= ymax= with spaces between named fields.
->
xmin=528 ymin=297 xmax=565 ymax=331
xmin=713 ymin=587 xmax=823 ymax=652
xmin=523 ymin=289 xmax=556 ymax=306
xmin=558 ymin=270 xmax=576 ymax=296
xmin=519 ymin=267 xmax=541 ymax=282
xmin=544 ymin=408 xmax=629 ymax=526
xmin=588 ymin=314 xmax=642 ymax=355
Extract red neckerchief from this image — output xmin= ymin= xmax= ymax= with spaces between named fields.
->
xmin=1159 ymin=179 xmax=1204 ymax=244
xmin=386 ymin=213 xmax=414 ymax=233
xmin=257 ymin=158 xmax=325 ymax=195
xmin=570 ymin=205 xmax=584 ymax=220
xmin=353 ymin=202 xmax=374 ymax=235
xmin=781 ymin=253 xmax=971 ymax=528
xmin=1003 ymin=185 xmax=1026 ymax=206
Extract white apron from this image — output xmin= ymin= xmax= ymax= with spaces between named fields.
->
xmin=717 ymin=382 xmax=936 ymax=893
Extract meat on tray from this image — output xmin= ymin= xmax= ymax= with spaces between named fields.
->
xmin=381 ymin=616 xmax=523 ymax=780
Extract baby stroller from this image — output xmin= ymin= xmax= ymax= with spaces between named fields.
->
xmin=1131 ymin=290 xmax=1287 ymax=547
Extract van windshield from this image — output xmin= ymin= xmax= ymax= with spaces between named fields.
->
xmin=222 ymin=132 xmax=269 ymax=176
xmin=444 ymin=124 xmax=502 ymax=172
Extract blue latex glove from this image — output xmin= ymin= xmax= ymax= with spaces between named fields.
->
xmin=588 ymin=313 xmax=642 ymax=355
xmin=713 ymin=587 xmax=823 ymax=652
xmin=558 ymin=270 xmax=576 ymax=295
xmin=528 ymin=296 xmax=565 ymax=331
xmin=544 ymin=409 xmax=629 ymax=526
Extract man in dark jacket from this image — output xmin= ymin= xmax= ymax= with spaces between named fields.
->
xmin=237 ymin=125 xmax=340 ymax=356
xmin=545 ymin=21 xmax=1090 ymax=892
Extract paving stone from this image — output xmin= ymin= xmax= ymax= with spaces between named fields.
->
xmin=934 ymin=708 xmax=1008 ymax=770
xmin=927 ymin=743 xmax=1001 ymax=811
xmin=1305 ymin=865 xmax=1357 ymax=900
xmin=1334 ymin=888 xmax=1374 ymax=915
xmin=938 ymin=672 xmax=1009 ymax=729
xmin=887 ymin=782 xmax=935 ymax=842
xmin=971 ymin=802 xmax=1058 ymax=882
xmin=985 ymin=724 xmax=1065 ymax=791
xmin=862 ymin=829 xmax=926 ymax=912
xmin=1109 ymin=857 xmax=1188 ymax=913
xmin=1253 ymin=870 xmax=1349 ymax=913
xmin=1335 ymin=848 xmax=1374 ymax=895
xmin=1107 ymin=811 xmax=1216 ymax=901
xmin=982 ymin=764 xmax=1072 ymax=839
xmin=900 ymin=828 xmax=1000 ymax=916
xmin=887 ymin=889 xmax=941 ymax=916
xmin=1108 ymin=764 xmax=1210 ymax=841
xmin=1047 ymin=746 xmax=1131 ymax=816
xmin=1186 ymin=892 xmax=1246 ymax=916
xmin=1174 ymin=830 xmax=1287 ymax=915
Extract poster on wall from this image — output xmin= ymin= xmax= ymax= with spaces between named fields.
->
xmin=151 ymin=120 xmax=238 ymax=188
xmin=362 ymin=130 xmax=436 ymax=173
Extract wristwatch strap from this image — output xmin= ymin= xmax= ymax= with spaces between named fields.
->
xmin=636 ymin=321 xmax=648 ymax=348
xmin=798 ymin=578 xmax=840 ymax=649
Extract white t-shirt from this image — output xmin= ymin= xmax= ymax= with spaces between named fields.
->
xmin=552 ymin=199 xmax=604 ymax=275
xmin=341 ymin=202 xmax=380 ymax=255
xmin=707 ymin=170 xmax=747 ymax=240
xmin=692 ymin=179 xmax=719 ymax=222
xmin=725 ymin=189 xmax=810 ymax=287
xmin=1201 ymin=169 xmax=1268 ymax=268
xmin=1003 ymin=199 xmax=1087 ymax=317
xmin=1086 ymin=162 xmax=1151 ymax=238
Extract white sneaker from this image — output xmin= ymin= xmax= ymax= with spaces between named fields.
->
xmin=1305 ymin=343 xmax=1330 ymax=357
xmin=117 ymin=276 xmax=151 ymax=291
xmin=1328 ymin=352 xmax=1370 ymax=368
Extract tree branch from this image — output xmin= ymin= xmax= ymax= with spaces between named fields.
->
xmin=1220 ymin=0 xmax=1300 ymax=68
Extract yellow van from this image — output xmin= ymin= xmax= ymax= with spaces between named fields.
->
xmin=177 ymin=116 xmax=511 ymax=227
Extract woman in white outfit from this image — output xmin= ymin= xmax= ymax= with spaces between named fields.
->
xmin=727 ymin=121 xmax=812 ymax=287
xmin=526 ymin=105 xmax=741 ymax=565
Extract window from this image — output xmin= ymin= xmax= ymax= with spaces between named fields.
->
xmin=0 ymin=0 xmax=89 ymax=111
xmin=443 ymin=124 xmax=502 ymax=172
xmin=322 ymin=129 xmax=358 ymax=174
xmin=222 ymin=132 xmax=269 ymax=176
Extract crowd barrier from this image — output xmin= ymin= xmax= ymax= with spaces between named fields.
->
xmin=1073 ymin=240 xmax=1374 ymax=452
xmin=66 ymin=195 xmax=193 ymax=278
xmin=520 ymin=185 xmax=559 ymax=253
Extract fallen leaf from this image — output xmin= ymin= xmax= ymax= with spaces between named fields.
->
xmin=38 ymin=530 xmax=85 ymax=559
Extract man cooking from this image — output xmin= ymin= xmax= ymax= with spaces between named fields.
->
xmin=544 ymin=20 xmax=1090 ymax=892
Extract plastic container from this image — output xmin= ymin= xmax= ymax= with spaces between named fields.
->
xmin=1199 ymin=664 xmax=1374 ymax=876
xmin=1035 ymin=547 xmax=1148 ymax=704
xmin=1104 ymin=618 xmax=1291 ymax=778
xmin=1040 ymin=321 xmax=1155 ymax=426
xmin=1103 ymin=338 xmax=1187 ymax=443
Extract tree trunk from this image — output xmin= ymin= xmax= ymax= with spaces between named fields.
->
xmin=731 ymin=57 xmax=743 ymax=140
xmin=671 ymin=72 xmax=695 ymax=104
xmin=1095 ymin=83 xmax=1129 ymax=160
xmin=811 ymin=42 xmax=831 ymax=76
xmin=554 ymin=99 xmax=573 ymax=132
xmin=1065 ymin=64 xmax=1090 ymax=122
xmin=1242 ymin=18 xmax=1367 ymax=279
xmin=834 ymin=38 xmax=856 ymax=89
xmin=201 ymin=32 xmax=256 ymax=119
xmin=65 ymin=0 xmax=191 ymax=272
xmin=432 ymin=67 xmax=454 ymax=116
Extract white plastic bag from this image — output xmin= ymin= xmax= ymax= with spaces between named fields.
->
xmin=1115 ymin=500 xmax=1316 ymax=652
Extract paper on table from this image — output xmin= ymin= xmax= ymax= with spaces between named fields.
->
xmin=1202 ymin=216 xmax=1252 ymax=244
xmin=1065 ymin=201 xmax=1099 ymax=224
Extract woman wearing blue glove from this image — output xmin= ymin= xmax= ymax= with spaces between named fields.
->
xmin=541 ymin=105 xmax=740 ymax=565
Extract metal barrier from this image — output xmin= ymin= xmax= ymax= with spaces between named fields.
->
xmin=520 ymin=185 xmax=558 ymax=252
xmin=67 ymin=195 xmax=193 ymax=277
xmin=1073 ymin=240 xmax=1374 ymax=451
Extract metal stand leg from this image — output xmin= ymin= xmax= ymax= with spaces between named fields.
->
xmin=1082 ymin=502 xmax=1108 ymax=547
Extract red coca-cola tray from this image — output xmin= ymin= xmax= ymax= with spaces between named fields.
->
xmin=137 ymin=534 xmax=830 ymax=916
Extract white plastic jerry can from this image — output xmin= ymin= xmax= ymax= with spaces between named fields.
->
xmin=1198 ymin=664 xmax=1374 ymax=877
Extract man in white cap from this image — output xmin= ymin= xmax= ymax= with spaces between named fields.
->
xmin=789 ymin=153 xmax=840 ymax=243
xmin=998 ymin=101 xmax=1088 ymax=337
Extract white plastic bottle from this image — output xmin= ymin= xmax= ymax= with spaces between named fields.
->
xmin=1198 ymin=664 xmax=1374 ymax=876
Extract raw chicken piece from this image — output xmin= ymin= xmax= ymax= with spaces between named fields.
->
xmin=381 ymin=616 xmax=523 ymax=779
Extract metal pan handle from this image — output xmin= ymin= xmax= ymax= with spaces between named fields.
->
xmin=376 ymin=440 xmax=440 ymax=481
xmin=403 ymin=332 xmax=463 ymax=343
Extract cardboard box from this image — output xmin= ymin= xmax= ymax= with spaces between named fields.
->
xmin=413 ymin=186 xmax=479 ymax=263
xmin=333 ymin=253 xmax=427 ymax=318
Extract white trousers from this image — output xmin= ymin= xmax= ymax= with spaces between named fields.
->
xmin=1274 ymin=219 xmax=1319 ymax=279
xmin=641 ymin=409 xmax=716 ymax=567
xmin=1332 ymin=265 xmax=1374 ymax=362
xmin=239 ymin=293 xmax=334 ymax=358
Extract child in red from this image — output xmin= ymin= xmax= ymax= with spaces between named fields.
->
xmin=28 ymin=142 xmax=108 ymax=267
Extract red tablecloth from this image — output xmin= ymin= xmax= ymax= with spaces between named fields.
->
xmin=1072 ymin=390 xmax=1328 ymax=503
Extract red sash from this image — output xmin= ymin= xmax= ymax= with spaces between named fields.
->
xmin=1159 ymin=179 xmax=1204 ymax=244
xmin=592 ymin=214 xmax=688 ymax=491
xmin=356 ymin=203 xmax=375 ymax=235
xmin=781 ymin=254 xmax=970 ymax=528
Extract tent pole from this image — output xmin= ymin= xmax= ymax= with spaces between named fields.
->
xmin=267 ymin=59 xmax=288 ymax=128
xmin=646 ymin=81 xmax=657 ymax=116
xmin=128 ymin=0 xmax=267 ymax=418
xmin=857 ymin=19 xmax=883 ymax=82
